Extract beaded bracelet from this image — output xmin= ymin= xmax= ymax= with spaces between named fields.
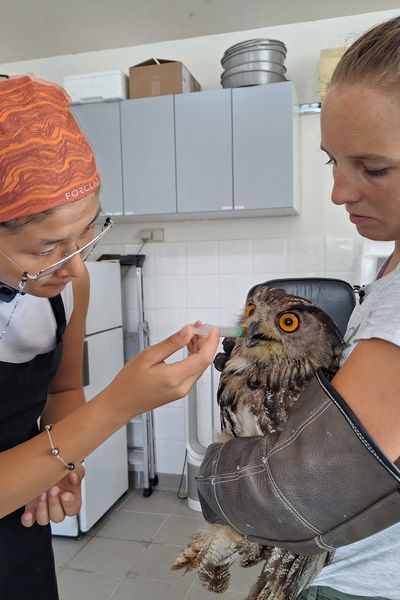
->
xmin=44 ymin=424 xmax=82 ymax=471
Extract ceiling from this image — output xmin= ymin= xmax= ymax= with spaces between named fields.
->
xmin=1 ymin=0 xmax=399 ymax=64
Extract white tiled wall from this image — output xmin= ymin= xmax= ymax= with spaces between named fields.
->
xmin=92 ymin=231 xmax=361 ymax=474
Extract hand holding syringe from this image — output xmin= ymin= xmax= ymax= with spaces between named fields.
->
xmin=193 ymin=323 xmax=247 ymax=337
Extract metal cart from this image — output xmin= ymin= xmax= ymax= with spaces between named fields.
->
xmin=98 ymin=253 xmax=158 ymax=497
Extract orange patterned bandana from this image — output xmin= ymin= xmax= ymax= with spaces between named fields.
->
xmin=0 ymin=76 xmax=100 ymax=223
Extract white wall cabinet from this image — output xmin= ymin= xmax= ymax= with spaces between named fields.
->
xmin=121 ymin=95 xmax=176 ymax=216
xmin=73 ymin=82 xmax=298 ymax=219
xmin=175 ymin=88 xmax=233 ymax=214
xmin=71 ymin=102 xmax=124 ymax=215
xmin=232 ymin=82 xmax=296 ymax=212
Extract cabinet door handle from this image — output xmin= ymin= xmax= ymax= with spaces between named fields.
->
xmin=82 ymin=340 xmax=90 ymax=387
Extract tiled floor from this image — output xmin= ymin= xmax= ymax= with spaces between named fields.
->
xmin=53 ymin=487 xmax=263 ymax=600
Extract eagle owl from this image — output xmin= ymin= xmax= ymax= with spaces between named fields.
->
xmin=172 ymin=286 xmax=344 ymax=600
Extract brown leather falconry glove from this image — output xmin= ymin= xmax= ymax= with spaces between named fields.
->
xmin=197 ymin=369 xmax=400 ymax=555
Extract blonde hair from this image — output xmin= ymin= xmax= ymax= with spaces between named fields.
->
xmin=331 ymin=16 xmax=400 ymax=91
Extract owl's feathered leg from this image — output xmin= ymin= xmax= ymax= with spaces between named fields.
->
xmin=197 ymin=524 xmax=243 ymax=593
xmin=172 ymin=524 xmax=255 ymax=593
xmin=171 ymin=528 xmax=212 ymax=573
xmin=245 ymin=549 xmax=329 ymax=600
xmin=238 ymin=541 xmax=264 ymax=568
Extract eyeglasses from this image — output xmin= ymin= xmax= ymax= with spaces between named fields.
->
xmin=0 ymin=216 xmax=113 ymax=282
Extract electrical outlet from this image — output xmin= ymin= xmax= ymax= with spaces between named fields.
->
xmin=151 ymin=228 xmax=164 ymax=242
xmin=139 ymin=228 xmax=164 ymax=242
xmin=139 ymin=229 xmax=152 ymax=241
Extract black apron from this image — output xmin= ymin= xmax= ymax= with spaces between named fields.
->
xmin=0 ymin=294 xmax=66 ymax=600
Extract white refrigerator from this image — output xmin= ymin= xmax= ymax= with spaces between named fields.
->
xmin=51 ymin=261 xmax=128 ymax=537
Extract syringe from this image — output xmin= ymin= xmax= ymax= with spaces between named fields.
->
xmin=193 ymin=323 xmax=247 ymax=337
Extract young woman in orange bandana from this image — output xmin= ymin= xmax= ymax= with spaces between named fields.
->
xmin=0 ymin=76 xmax=219 ymax=600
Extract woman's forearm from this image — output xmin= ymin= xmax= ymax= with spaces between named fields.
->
xmin=0 ymin=384 xmax=130 ymax=518
xmin=41 ymin=389 xmax=86 ymax=427
xmin=0 ymin=325 xmax=219 ymax=517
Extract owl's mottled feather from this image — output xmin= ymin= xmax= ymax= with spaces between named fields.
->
xmin=172 ymin=287 xmax=344 ymax=599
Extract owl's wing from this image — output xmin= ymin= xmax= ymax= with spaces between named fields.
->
xmin=217 ymin=357 xmax=302 ymax=437
xmin=246 ymin=548 xmax=329 ymax=600
xmin=217 ymin=368 xmax=255 ymax=436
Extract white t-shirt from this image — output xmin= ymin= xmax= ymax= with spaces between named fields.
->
xmin=313 ymin=264 xmax=400 ymax=599
xmin=0 ymin=283 xmax=74 ymax=363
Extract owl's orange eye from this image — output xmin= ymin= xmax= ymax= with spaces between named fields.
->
xmin=277 ymin=312 xmax=300 ymax=333
xmin=244 ymin=303 xmax=256 ymax=318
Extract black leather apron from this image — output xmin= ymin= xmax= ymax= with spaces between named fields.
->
xmin=0 ymin=294 xmax=66 ymax=600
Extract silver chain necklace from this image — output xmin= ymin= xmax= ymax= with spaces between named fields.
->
xmin=0 ymin=277 xmax=26 ymax=342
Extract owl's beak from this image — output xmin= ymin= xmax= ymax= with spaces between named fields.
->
xmin=246 ymin=321 xmax=277 ymax=347
xmin=246 ymin=321 xmax=266 ymax=347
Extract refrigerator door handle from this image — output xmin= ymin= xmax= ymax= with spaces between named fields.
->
xmin=82 ymin=340 xmax=90 ymax=387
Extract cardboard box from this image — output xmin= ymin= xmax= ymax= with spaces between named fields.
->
xmin=319 ymin=48 xmax=346 ymax=101
xmin=129 ymin=58 xmax=201 ymax=99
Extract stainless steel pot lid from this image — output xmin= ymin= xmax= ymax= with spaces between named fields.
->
xmin=221 ymin=71 xmax=287 ymax=88
xmin=222 ymin=38 xmax=287 ymax=56
xmin=222 ymin=48 xmax=287 ymax=68
xmin=221 ymin=61 xmax=287 ymax=78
